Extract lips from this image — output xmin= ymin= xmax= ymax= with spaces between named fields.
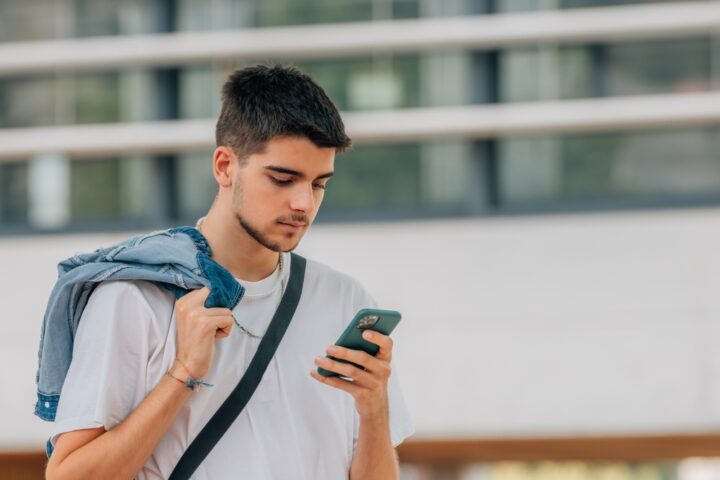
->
xmin=278 ymin=221 xmax=306 ymax=231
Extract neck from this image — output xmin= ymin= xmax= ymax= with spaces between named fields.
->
xmin=198 ymin=202 xmax=280 ymax=282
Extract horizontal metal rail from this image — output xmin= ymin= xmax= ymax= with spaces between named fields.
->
xmin=397 ymin=434 xmax=720 ymax=463
xmin=1 ymin=91 xmax=719 ymax=161
xmin=0 ymin=1 xmax=718 ymax=76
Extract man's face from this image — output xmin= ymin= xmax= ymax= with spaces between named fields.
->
xmin=231 ymin=135 xmax=336 ymax=252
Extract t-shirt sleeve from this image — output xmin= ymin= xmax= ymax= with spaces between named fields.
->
xmin=351 ymin=283 xmax=415 ymax=452
xmin=49 ymin=280 xmax=158 ymax=446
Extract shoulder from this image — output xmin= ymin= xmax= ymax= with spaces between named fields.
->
xmin=82 ymin=280 xmax=175 ymax=333
xmin=301 ymin=256 xmax=375 ymax=307
xmin=89 ymin=280 xmax=174 ymax=311
xmin=303 ymin=256 xmax=365 ymax=291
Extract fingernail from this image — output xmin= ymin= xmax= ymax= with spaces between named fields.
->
xmin=314 ymin=356 xmax=324 ymax=364
xmin=363 ymin=330 xmax=372 ymax=339
xmin=326 ymin=346 xmax=337 ymax=354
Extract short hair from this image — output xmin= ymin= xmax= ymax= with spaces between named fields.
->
xmin=215 ymin=64 xmax=352 ymax=162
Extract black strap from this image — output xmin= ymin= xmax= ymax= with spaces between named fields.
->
xmin=169 ymin=253 xmax=307 ymax=480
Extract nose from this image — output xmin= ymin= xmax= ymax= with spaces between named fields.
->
xmin=289 ymin=183 xmax=315 ymax=213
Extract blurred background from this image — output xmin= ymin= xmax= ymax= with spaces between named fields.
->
xmin=2 ymin=0 xmax=720 ymax=478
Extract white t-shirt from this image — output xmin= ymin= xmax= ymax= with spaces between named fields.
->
xmin=51 ymin=252 xmax=414 ymax=479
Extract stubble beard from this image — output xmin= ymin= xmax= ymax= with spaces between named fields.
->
xmin=232 ymin=183 xmax=301 ymax=253
xmin=235 ymin=211 xmax=291 ymax=252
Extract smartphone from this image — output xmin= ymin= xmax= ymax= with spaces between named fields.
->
xmin=317 ymin=308 xmax=402 ymax=377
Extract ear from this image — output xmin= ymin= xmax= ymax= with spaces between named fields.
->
xmin=212 ymin=146 xmax=235 ymax=189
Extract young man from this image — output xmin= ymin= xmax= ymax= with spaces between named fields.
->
xmin=44 ymin=65 xmax=413 ymax=479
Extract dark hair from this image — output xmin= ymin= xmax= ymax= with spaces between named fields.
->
xmin=215 ymin=64 xmax=352 ymax=161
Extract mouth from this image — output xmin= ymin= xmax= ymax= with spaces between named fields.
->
xmin=277 ymin=221 xmax=306 ymax=232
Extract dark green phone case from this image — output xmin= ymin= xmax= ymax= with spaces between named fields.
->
xmin=317 ymin=308 xmax=402 ymax=377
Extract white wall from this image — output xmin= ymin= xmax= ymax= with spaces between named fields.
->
xmin=3 ymin=208 xmax=720 ymax=449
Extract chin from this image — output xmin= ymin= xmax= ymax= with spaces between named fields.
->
xmin=273 ymin=234 xmax=302 ymax=252
xmin=281 ymin=238 xmax=302 ymax=252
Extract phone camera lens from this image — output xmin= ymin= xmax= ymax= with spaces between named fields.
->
xmin=357 ymin=315 xmax=379 ymax=329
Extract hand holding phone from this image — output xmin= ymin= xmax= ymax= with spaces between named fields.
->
xmin=317 ymin=308 xmax=401 ymax=377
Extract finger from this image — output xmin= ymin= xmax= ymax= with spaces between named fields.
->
xmin=362 ymin=330 xmax=393 ymax=361
xmin=175 ymin=287 xmax=206 ymax=308
xmin=325 ymin=345 xmax=375 ymax=369
xmin=310 ymin=370 xmax=362 ymax=395
xmin=187 ymin=287 xmax=211 ymax=301
xmin=215 ymin=325 xmax=232 ymax=338
xmin=203 ymin=307 xmax=234 ymax=317
xmin=313 ymin=356 xmax=377 ymax=387
xmin=212 ymin=315 xmax=234 ymax=330
xmin=214 ymin=316 xmax=233 ymax=338
xmin=175 ymin=288 xmax=211 ymax=313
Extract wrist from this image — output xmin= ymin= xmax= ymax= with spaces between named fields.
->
xmin=168 ymin=363 xmax=190 ymax=383
xmin=174 ymin=357 xmax=200 ymax=378
xmin=167 ymin=358 xmax=214 ymax=391
xmin=359 ymin=410 xmax=390 ymax=432
xmin=166 ymin=364 xmax=194 ymax=392
xmin=357 ymin=391 xmax=390 ymax=424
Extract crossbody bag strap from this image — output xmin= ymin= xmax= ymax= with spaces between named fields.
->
xmin=169 ymin=253 xmax=307 ymax=480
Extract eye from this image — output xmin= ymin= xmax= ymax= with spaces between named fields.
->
xmin=313 ymin=183 xmax=327 ymax=191
xmin=270 ymin=176 xmax=293 ymax=186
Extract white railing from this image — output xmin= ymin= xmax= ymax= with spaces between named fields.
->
xmin=0 ymin=2 xmax=718 ymax=75
xmin=1 ymin=91 xmax=719 ymax=161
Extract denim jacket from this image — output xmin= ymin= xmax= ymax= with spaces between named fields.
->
xmin=35 ymin=226 xmax=244 ymax=423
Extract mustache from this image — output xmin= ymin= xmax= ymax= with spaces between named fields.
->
xmin=277 ymin=214 xmax=309 ymax=224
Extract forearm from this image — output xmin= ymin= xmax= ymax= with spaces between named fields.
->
xmin=47 ymin=371 xmax=192 ymax=480
xmin=349 ymin=417 xmax=398 ymax=480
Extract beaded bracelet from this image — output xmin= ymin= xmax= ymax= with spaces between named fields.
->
xmin=166 ymin=358 xmax=214 ymax=391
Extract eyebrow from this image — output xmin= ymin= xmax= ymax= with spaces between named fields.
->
xmin=264 ymin=166 xmax=334 ymax=180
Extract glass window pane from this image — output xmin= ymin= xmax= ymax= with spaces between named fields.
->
xmin=297 ymin=56 xmax=421 ymax=111
xmin=0 ymin=162 xmax=29 ymax=226
xmin=176 ymin=151 xmax=216 ymax=220
xmin=67 ymin=156 xmax=159 ymax=226
xmin=322 ymin=143 xmax=423 ymax=214
xmin=70 ymin=159 xmax=122 ymax=221
xmin=501 ymin=38 xmax=713 ymax=102
xmin=73 ymin=0 xmax=121 ymax=37
xmin=499 ymin=127 xmax=720 ymax=207
xmin=0 ymin=0 xmax=65 ymax=42
xmin=0 ymin=77 xmax=56 ymax=128
xmin=75 ymin=73 xmax=121 ymax=124
xmin=0 ymin=0 xmax=156 ymax=42
xmin=604 ymin=38 xmax=711 ymax=96
xmin=0 ymin=73 xmax=122 ymax=128
xmin=321 ymin=140 xmax=486 ymax=219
